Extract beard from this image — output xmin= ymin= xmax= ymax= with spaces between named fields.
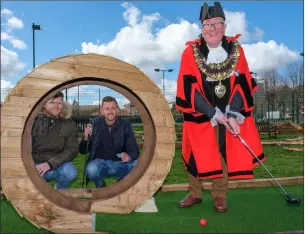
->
xmin=105 ymin=114 xmax=116 ymax=122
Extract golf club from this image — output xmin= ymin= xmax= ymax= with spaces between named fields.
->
xmin=82 ymin=121 xmax=92 ymax=188
xmin=228 ymin=124 xmax=301 ymax=205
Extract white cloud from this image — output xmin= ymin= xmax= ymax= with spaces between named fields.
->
xmin=1 ymin=79 xmax=14 ymax=103
xmin=1 ymin=32 xmax=27 ymax=50
xmin=224 ymin=10 xmax=264 ymax=42
xmin=80 ymin=3 xmax=298 ymax=102
xmin=242 ymin=41 xmax=300 ymax=73
xmin=117 ymin=97 xmax=130 ymax=108
xmin=1 ymin=46 xmax=26 ymax=78
xmin=81 ymin=2 xmax=200 ymax=88
xmin=10 ymin=38 xmax=27 ymax=49
xmin=7 ymin=16 xmax=24 ymax=29
xmin=1 ymin=32 xmax=12 ymax=40
xmin=1 ymin=8 xmax=12 ymax=17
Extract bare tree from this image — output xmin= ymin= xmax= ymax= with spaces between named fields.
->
xmin=281 ymin=62 xmax=304 ymax=122
xmin=261 ymin=68 xmax=282 ymax=120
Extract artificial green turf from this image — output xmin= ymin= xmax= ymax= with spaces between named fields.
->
xmin=96 ymin=185 xmax=304 ymax=233
xmin=47 ymin=144 xmax=303 ymax=188
xmin=1 ymin=200 xmax=50 ymax=233
xmin=1 ymin=186 xmax=303 ymax=233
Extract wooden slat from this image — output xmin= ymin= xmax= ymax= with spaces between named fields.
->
xmin=1 ymin=128 xmax=23 ymax=137
xmin=1 ymin=96 xmax=38 ymax=117
xmin=90 ymin=203 xmax=134 ymax=214
xmin=1 ymin=147 xmax=21 ymax=158
xmin=0 ymin=116 xmax=25 ymax=129
xmin=1 ymin=179 xmax=46 ymax=200
xmin=13 ymin=199 xmax=86 ymax=221
xmin=58 ymin=189 xmax=92 ymax=199
xmin=160 ymin=176 xmax=304 ymax=192
xmin=153 ymin=143 xmax=175 ymax=160
xmin=54 ymin=54 xmax=141 ymax=74
xmin=10 ymin=77 xmax=61 ymax=98
xmin=1 ymin=136 xmax=22 ymax=149
xmin=147 ymin=109 xmax=175 ymax=128
xmin=155 ymin=127 xmax=175 ymax=144
xmin=28 ymin=62 xmax=160 ymax=93
xmin=1 ymin=158 xmax=28 ymax=179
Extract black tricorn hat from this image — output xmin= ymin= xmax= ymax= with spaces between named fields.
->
xmin=199 ymin=2 xmax=226 ymax=22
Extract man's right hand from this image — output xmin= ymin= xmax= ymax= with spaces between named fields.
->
xmin=84 ymin=124 xmax=92 ymax=140
xmin=215 ymin=113 xmax=234 ymax=135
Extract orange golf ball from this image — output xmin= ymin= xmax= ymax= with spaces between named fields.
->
xmin=200 ymin=218 xmax=207 ymax=226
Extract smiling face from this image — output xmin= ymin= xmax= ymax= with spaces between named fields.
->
xmin=102 ymin=100 xmax=118 ymax=122
xmin=45 ymin=96 xmax=63 ymax=117
xmin=201 ymin=17 xmax=226 ymax=48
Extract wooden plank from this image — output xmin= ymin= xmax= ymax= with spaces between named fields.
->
xmin=144 ymin=158 xmax=172 ymax=176
xmin=58 ymin=189 xmax=93 ymax=199
xmin=1 ymin=128 xmax=23 ymax=137
xmin=42 ymin=215 xmax=93 ymax=231
xmin=13 ymin=199 xmax=87 ymax=223
xmin=9 ymin=77 xmax=61 ymax=98
xmin=1 ymin=96 xmax=38 ymax=117
xmin=28 ymin=62 xmax=160 ymax=93
xmin=1 ymin=116 xmax=25 ymax=129
xmin=160 ymin=176 xmax=304 ymax=192
xmin=54 ymin=53 xmax=141 ymax=74
xmin=1 ymin=158 xmax=28 ymax=179
xmin=155 ymin=127 xmax=175 ymax=144
xmin=1 ymin=179 xmax=46 ymax=200
xmin=90 ymin=203 xmax=134 ymax=214
xmin=1 ymin=136 xmax=22 ymax=149
xmin=1 ymin=147 xmax=21 ymax=158
xmin=154 ymin=143 xmax=175 ymax=160
xmin=148 ymin=109 xmax=175 ymax=128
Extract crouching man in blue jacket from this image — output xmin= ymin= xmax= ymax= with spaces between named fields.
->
xmin=79 ymin=96 xmax=139 ymax=188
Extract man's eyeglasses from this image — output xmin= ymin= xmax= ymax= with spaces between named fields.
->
xmin=202 ymin=22 xmax=224 ymax=31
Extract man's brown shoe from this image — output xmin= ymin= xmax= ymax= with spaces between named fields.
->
xmin=213 ymin=197 xmax=228 ymax=212
xmin=178 ymin=193 xmax=202 ymax=208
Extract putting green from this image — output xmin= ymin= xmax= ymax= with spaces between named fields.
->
xmin=1 ymin=185 xmax=303 ymax=233
xmin=96 ymin=185 xmax=304 ymax=233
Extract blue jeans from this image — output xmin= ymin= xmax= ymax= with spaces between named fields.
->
xmin=85 ymin=158 xmax=138 ymax=188
xmin=37 ymin=162 xmax=77 ymax=189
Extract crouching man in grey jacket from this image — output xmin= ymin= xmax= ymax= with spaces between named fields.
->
xmin=31 ymin=92 xmax=78 ymax=189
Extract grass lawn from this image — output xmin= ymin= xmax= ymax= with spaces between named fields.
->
xmin=2 ymin=185 xmax=303 ymax=233
xmin=65 ymin=144 xmax=304 ymax=188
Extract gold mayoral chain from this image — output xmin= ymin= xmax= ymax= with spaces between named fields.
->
xmin=192 ymin=41 xmax=240 ymax=98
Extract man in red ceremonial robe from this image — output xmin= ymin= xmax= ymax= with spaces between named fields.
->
xmin=175 ymin=2 xmax=265 ymax=212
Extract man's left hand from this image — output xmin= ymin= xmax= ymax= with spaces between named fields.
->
xmin=120 ymin=152 xmax=131 ymax=163
xmin=228 ymin=117 xmax=240 ymax=136
xmin=36 ymin=163 xmax=51 ymax=176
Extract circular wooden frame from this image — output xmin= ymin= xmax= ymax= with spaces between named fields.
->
xmin=1 ymin=54 xmax=175 ymax=233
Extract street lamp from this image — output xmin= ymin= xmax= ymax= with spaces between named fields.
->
xmin=32 ymin=23 xmax=42 ymax=69
xmin=154 ymin=68 xmax=174 ymax=96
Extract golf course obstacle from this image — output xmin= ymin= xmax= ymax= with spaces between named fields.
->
xmin=0 ymin=53 xmax=176 ymax=233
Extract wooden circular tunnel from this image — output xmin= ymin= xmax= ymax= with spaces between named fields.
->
xmin=0 ymin=54 xmax=176 ymax=233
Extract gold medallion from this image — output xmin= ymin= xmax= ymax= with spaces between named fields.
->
xmin=215 ymin=81 xmax=226 ymax=98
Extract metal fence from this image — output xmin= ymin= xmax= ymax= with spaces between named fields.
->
xmin=1 ymin=86 xmax=304 ymax=124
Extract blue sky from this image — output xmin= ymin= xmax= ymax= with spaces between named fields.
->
xmin=1 ymin=1 xmax=304 ymax=105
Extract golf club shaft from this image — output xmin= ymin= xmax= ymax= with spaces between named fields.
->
xmin=236 ymin=134 xmax=288 ymax=196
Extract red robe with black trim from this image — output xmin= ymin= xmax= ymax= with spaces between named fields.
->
xmin=175 ymin=35 xmax=265 ymax=180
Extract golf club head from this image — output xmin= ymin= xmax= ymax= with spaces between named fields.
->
xmin=287 ymin=195 xmax=301 ymax=205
